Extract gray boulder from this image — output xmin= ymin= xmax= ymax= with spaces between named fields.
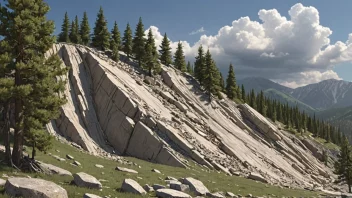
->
xmin=170 ymin=183 xmax=189 ymax=192
xmin=83 ymin=193 xmax=102 ymax=198
xmin=153 ymin=184 xmax=166 ymax=190
xmin=73 ymin=172 xmax=102 ymax=189
xmin=39 ymin=162 xmax=72 ymax=176
xmin=182 ymin=177 xmax=209 ymax=196
xmin=248 ymin=172 xmax=267 ymax=183
xmin=5 ymin=177 xmax=68 ymax=198
xmin=115 ymin=166 xmax=138 ymax=174
xmin=143 ymin=184 xmax=154 ymax=192
xmin=206 ymin=192 xmax=225 ymax=198
xmin=121 ymin=179 xmax=146 ymax=195
xmin=156 ymin=189 xmax=192 ymax=198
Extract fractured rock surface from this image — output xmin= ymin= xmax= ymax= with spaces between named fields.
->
xmin=156 ymin=188 xmax=192 ymax=198
xmin=45 ymin=44 xmax=338 ymax=190
xmin=73 ymin=172 xmax=102 ymax=189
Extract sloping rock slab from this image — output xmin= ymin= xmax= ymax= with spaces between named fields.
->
xmin=182 ymin=177 xmax=209 ymax=196
xmin=73 ymin=172 xmax=102 ymax=189
xmin=39 ymin=162 xmax=72 ymax=176
xmin=121 ymin=179 xmax=146 ymax=195
xmin=248 ymin=172 xmax=267 ymax=183
xmin=115 ymin=167 xmax=138 ymax=174
xmin=83 ymin=193 xmax=102 ymax=198
xmin=156 ymin=188 xmax=191 ymax=198
xmin=5 ymin=177 xmax=68 ymax=198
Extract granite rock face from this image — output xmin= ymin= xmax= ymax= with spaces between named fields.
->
xmin=45 ymin=44 xmax=338 ymax=191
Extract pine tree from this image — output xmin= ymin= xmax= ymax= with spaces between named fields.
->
xmin=92 ymin=6 xmax=110 ymax=50
xmin=58 ymin=11 xmax=70 ymax=42
xmin=110 ymin=21 xmax=121 ymax=50
xmin=219 ymin=73 xmax=225 ymax=92
xmin=203 ymin=50 xmax=220 ymax=101
xmin=122 ymin=23 xmax=133 ymax=59
xmin=111 ymin=42 xmax=119 ymax=62
xmin=194 ymin=45 xmax=206 ymax=85
xmin=241 ymin=84 xmax=246 ymax=102
xmin=159 ymin=33 xmax=172 ymax=66
xmin=259 ymin=91 xmax=267 ymax=117
xmin=186 ymin=61 xmax=193 ymax=74
xmin=174 ymin=41 xmax=186 ymax=71
xmin=79 ymin=11 xmax=91 ymax=45
xmin=225 ymin=63 xmax=237 ymax=100
xmin=335 ymin=137 xmax=352 ymax=192
xmin=132 ymin=17 xmax=146 ymax=67
xmin=69 ymin=16 xmax=81 ymax=44
xmin=249 ymin=89 xmax=256 ymax=109
xmin=143 ymin=29 xmax=161 ymax=76
xmin=0 ymin=0 xmax=67 ymax=166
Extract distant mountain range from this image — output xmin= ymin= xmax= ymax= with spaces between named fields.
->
xmin=238 ymin=77 xmax=352 ymax=111
xmin=238 ymin=77 xmax=352 ymax=139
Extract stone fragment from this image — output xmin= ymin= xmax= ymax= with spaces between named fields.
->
xmin=152 ymin=184 xmax=166 ymax=190
xmin=83 ymin=193 xmax=102 ymax=198
xmin=121 ymin=179 xmax=146 ymax=195
xmin=206 ymin=192 xmax=225 ymax=198
xmin=5 ymin=177 xmax=68 ymax=198
xmin=225 ymin=192 xmax=235 ymax=197
xmin=0 ymin=178 xmax=6 ymax=187
xmin=248 ymin=172 xmax=267 ymax=183
xmin=170 ymin=183 xmax=190 ymax=192
xmin=156 ymin=188 xmax=192 ymax=198
xmin=143 ymin=184 xmax=154 ymax=192
xmin=73 ymin=172 xmax=102 ymax=189
xmin=66 ymin=154 xmax=74 ymax=160
xmin=39 ymin=162 xmax=72 ymax=176
xmin=73 ymin=161 xmax=81 ymax=166
xmin=95 ymin=164 xmax=104 ymax=168
xmin=182 ymin=177 xmax=209 ymax=196
xmin=115 ymin=167 xmax=138 ymax=174
xmin=152 ymin=169 xmax=161 ymax=174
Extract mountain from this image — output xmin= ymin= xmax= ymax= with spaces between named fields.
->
xmin=238 ymin=77 xmax=293 ymax=94
xmin=263 ymin=88 xmax=316 ymax=114
xmin=291 ymin=79 xmax=352 ymax=110
xmin=45 ymin=44 xmax=337 ymax=190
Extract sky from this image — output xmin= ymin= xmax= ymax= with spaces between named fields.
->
xmin=46 ymin=0 xmax=352 ymax=88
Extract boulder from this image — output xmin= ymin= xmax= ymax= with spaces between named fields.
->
xmin=0 ymin=178 xmax=6 ymax=187
xmin=73 ymin=161 xmax=81 ymax=166
xmin=95 ymin=164 xmax=104 ymax=168
xmin=182 ymin=177 xmax=209 ymax=196
xmin=73 ymin=172 xmax=102 ymax=189
xmin=121 ymin=179 xmax=146 ymax=195
xmin=301 ymin=138 xmax=324 ymax=161
xmin=165 ymin=176 xmax=178 ymax=181
xmin=39 ymin=162 xmax=72 ymax=176
xmin=66 ymin=154 xmax=74 ymax=160
xmin=5 ymin=177 xmax=68 ymax=198
xmin=152 ymin=169 xmax=161 ymax=174
xmin=115 ymin=167 xmax=138 ymax=174
xmin=248 ymin=172 xmax=267 ymax=183
xmin=156 ymin=188 xmax=192 ymax=198
xmin=83 ymin=193 xmax=102 ymax=198
xmin=153 ymin=184 xmax=166 ymax=190
xmin=143 ymin=184 xmax=154 ymax=192
xmin=206 ymin=192 xmax=225 ymax=198
xmin=170 ymin=183 xmax=189 ymax=192
xmin=225 ymin=192 xmax=235 ymax=197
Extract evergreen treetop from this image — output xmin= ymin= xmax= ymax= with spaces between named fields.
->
xmin=92 ymin=6 xmax=110 ymax=50
xmin=110 ymin=21 xmax=121 ymax=50
xmin=58 ymin=11 xmax=70 ymax=42
xmin=122 ymin=23 xmax=133 ymax=59
xmin=132 ymin=17 xmax=146 ymax=67
xmin=194 ymin=45 xmax=205 ymax=85
xmin=80 ymin=11 xmax=91 ymax=45
xmin=225 ymin=63 xmax=237 ymax=100
xmin=174 ymin=41 xmax=186 ymax=72
xmin=159 ymin=33 xmax=172 ymax=66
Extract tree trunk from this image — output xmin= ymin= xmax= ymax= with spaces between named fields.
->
xmin=149 ymin=68 xmax=152 ymax=77
xmin=31 ymin=140 xmax=36 ymax=160
xmin=12 ymin=71 xmax=24 ymax=167
xmin=2 ymin=101 xmax=13 ymax=167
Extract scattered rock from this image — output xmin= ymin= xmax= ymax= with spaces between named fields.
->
xmin=165 ymin=180 xmax=181 ymax=185
xmin=73 ymin=172 xmax=102 ymax=189
xmin=121 ymin=179 xmax=146 ymax=195
xmin=53 ymin=155 xmax=66 ymax=161
xmin=0 ymin=178 xmax=6 ymax=187
xmin=95 ymin=164 xmax=104 ymax=168
xmin=153 ymin=184 xmax=166 ymax=190
xmin=206 ymin=192 xmax=225 ymax=198
xmin=5 ymin=177 xmax=68 ymax=198
xmin=143 ymin=184 xmax=154 ymax=192
xmin=66 ymin=154 xmax=74 ymax=160
xmin=170 ymin=183 xmax=189 ymax=192
xmin=165 ymin=176 xmax=178 ymax=181
xmin=225 ymin=192 xmax=235 ymax=197
xmin=73 ymin=161 xmax=81 ymax=166
xmin=246 ymin=194 xmax=253 ymax=197
xmin=248 ymin=172 xmax=267 ymax=183
xmin=152 ymin=169 xmax=161 ymax=174
xmin=83 ymin=193 xmax=102 ymax=198
xmin=38 ymin=162 xmax=72 ymax=176
xmin=182 ymin=177 xmax=209 ymax=196
xmin=156 ymin=188 xmax=192 ymax=198
xmin=115 ymin=167 xmax=138 ymax=174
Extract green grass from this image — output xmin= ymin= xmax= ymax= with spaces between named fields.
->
xmin=0 ymin=139 xmax=322 ymax=198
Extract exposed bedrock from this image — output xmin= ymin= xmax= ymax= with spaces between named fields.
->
xmin=46 ymin=44 xmax=338 ymax=190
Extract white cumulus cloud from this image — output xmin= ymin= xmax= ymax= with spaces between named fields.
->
xmin=145 ymin=3 xmax=352 ymax=88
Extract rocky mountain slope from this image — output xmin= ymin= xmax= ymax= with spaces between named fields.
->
xmin=45 ymin=44 xmax=341 ymax=192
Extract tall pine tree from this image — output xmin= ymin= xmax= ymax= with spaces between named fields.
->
xmin=79 ymin=11 xmax=91 ymax=45
xmin=110 ymin=21 xmax=121 ymax=50
xmin=58 ymin=11 xmax=70 ymax=42
xmin=0 ymin=0 xmax=67 ymax=166
xmin=132 ymin=17 xmax=146 ymax=67
xmin=225 ymin=63 xmax=237 ymax=100
xmin=122 ymin=23 xmax=133 ymax=59
xmin=186 ymin=61 xmax=193 ymax=74
xmin=159 ymin=33 xmax=172 ymax=66
xmin=174 ymin=41 xmax=186 ymax=71
xmin=92 ymin=6 xmax=110 ymax=50
xmin=194 ymin=45 xmax=205 ymax=85
xmin=143 ymin=29 xmax=161 ymax=76
xmin=69 ymin=16 xmax=81 ymax=44
xmin=335 ymin=137 xmax=352 ymax=192
xmin=203 ymin=50 xmax=219 ymax=101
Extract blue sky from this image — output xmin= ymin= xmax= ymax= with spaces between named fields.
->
xmin=46 ymin=0 xmax=352 ymax=87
